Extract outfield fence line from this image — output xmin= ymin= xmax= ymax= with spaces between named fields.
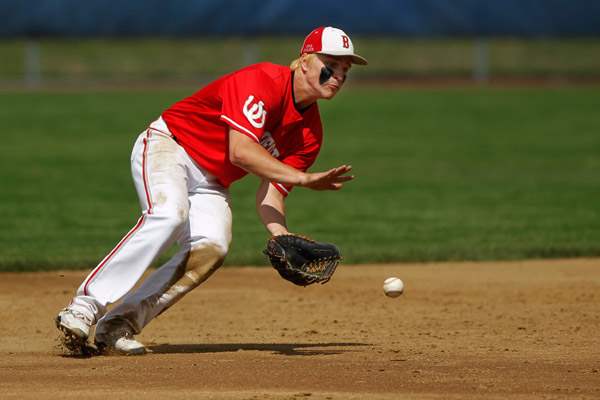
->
xmin=2 ymin=37 xmax=600 ymax=89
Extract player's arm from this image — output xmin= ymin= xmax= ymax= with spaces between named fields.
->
xmin=229 ymin=129 xmax=354 ymax=190
xmin=256 ymin=179 xmax=289 ymax=236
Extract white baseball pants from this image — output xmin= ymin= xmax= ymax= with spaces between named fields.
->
xmin=68 ymin=117 xmax=232 ymax=334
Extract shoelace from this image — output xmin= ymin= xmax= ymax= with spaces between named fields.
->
xmin=69 ymin=309 xmax=93 ymax=325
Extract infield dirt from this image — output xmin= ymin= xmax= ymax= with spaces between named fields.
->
xmin=1 ymin=259 xmax=599 ymax=399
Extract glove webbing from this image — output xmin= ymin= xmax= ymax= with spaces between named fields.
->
xmin=305 ymin=256 xmax=340 ymax=283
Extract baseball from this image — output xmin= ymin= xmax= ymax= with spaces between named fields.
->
xmin=383 ymin=277 xmax=404 ymax=297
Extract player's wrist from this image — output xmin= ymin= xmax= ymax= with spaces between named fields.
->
xmin=297 ymin=172 xmax=309 ymax=186
xmin=268 ymin=225 xmax=289 ymax=236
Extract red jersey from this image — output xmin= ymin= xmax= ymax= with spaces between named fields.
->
xmin=162 ymin=62 xmax=323 ymax=196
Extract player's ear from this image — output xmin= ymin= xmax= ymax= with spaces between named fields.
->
xmin=300 ymin=54 xmax=312 ymax=73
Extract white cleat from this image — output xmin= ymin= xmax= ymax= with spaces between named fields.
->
xmin=96 ymin=333 xmax=148 ymax=356
xmin=55 ymin=308 xmax=93 ymax=353
xmin=113 ymin=336 xmax=148 ymax=356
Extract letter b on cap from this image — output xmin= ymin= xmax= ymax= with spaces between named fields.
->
xmin=341 ymin=35 xmax=350 ymax=48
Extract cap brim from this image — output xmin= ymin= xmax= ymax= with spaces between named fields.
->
xmin=349 ymin=54 xmax=368 ymax=65
xmin=316 ymin=51 xmax=368 ymax=65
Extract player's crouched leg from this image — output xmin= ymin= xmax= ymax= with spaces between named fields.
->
xmin=148 ymin=238 xmax=229 ymax=318
xmin=184 ymin=237 xmax=229 ymax=284
xmin=95 ymin=239 xmax=228 ymax=356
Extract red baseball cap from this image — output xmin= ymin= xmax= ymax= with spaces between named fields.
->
xmin=300 ymin=26 xmax=368 ymax=65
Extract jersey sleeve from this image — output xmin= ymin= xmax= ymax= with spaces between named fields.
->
xmin=219 ymin=69 xmax=274 ymax=143
xmin=270 ymin=126 xmax=322 ymax=197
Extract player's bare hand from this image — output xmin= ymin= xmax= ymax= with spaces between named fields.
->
xmin=300 ymin=165 xmax=354 ymax=190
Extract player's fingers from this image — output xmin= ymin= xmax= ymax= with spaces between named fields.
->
xmin=308 ymin=166 xmax=353 ymax=189
xmin=332 ymin=165 xmax=352 ymax=176
xmin=322 ymin=166 xmax=352 ymax=182
xmin=332 ymin=175 xmax=354 ymax=183
xmin=321 ymin=164 xmax=350 ymax=174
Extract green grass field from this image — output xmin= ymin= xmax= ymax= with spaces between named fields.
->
xmin=1 ymin=87 xmax=599 ymax=271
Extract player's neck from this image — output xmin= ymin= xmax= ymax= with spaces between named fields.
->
xmin=292 ymin=70 xmax=317 ymax=110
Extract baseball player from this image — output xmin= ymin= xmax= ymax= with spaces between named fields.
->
xmin=55 ymin=26 xmax=367 ymax=355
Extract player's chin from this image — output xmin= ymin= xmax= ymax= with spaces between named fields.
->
xmin=320 ymin=86 xmax=340 ymax=100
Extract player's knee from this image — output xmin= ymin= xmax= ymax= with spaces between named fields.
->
xmin=193 ymin=238 xmax=228 ymax=258
xmin=189 ymin=237 xmax=229 ymax=260
xmin=184 ymin=240 xmax=228 ymax=284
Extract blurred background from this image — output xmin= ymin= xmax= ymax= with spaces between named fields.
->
xmin=2 ymin=0 xmax=599 ymax=270
xmin=3 ymin=0 xmax=600 ymax=88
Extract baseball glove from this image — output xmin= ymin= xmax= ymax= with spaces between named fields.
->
xmin=263 ymin=234 xmax=342 ymax=286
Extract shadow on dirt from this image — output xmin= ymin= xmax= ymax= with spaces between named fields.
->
xmin=149 ymin=342 xmax=370 ymax=356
